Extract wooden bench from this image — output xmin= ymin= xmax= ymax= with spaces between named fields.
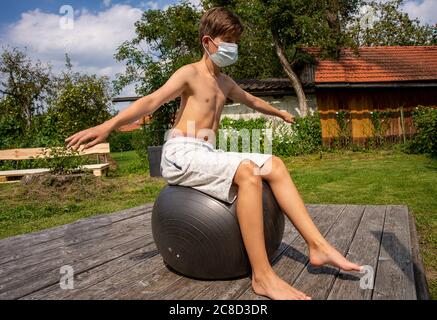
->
xmin=0 ymin=143 xmax=111 ymax=184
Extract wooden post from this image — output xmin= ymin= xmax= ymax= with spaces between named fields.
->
xmin=400 ymin=106 xmax=406 ymax=144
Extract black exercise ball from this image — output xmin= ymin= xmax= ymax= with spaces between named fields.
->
xmin=151 ymin=180 xmax=285 ymax=280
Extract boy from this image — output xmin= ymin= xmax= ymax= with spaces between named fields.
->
xmin=65 ymin=7 xmax=362 ymax=300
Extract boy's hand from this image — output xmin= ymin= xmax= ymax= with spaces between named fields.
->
xmin=65 ymin=124 xmax=111 ymax=152
xmin=279 ymin=110 xmax=295 ymax=124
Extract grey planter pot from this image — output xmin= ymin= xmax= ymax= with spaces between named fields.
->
xmin=147 ymin=145 xmax=163 ymax=177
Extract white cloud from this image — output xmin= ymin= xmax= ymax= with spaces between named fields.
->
xmin=139 ymin=1 xmax=159 ymax=10
xmin=188 ymin=0 xmax=202 ymax=9
xmin=146 ymin=1 xmax=159 ymax=10
xmin=102 ymin=0 xmax=112 ymax=8
xmin=402 ymin=0 xmax=437 ymax=25
xmin=1 ymin=4 xmax=146 ymax=98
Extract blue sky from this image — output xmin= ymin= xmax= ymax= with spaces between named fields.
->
xmin=0 ymin=0 xmax=435 ymax=110
xmin=0 ymin=1 xmax=179 ymax=26
xmin=0 ymin=0 xmax=201 ymax=108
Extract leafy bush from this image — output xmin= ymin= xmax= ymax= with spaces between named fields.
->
xmin=31 ymin=146 xmax=93 ymax=174
xmin=271 ymin=112 xmax=322 ymax=156
xmin=219 ymin=117 xmax=269 ymax=153
xmin=0 ymin=113 xmax=22 ymax=149
xmin=331 ymin=110 xmax=352 ymax=149
xmin=108 ymin=130 xmax=136 ymax=152
xmin=218 ymin=113 xmax=322 ymax=157
xmin=404 ymin=106 xmax=437 ymax=158
xmin=130 ymin=127 xmax=168 ymax=168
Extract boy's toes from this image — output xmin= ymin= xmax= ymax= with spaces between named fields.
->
xmin=344 ymin=261 xmax=363 ymax=272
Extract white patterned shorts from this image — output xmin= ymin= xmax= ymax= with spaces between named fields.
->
xmin=160 ymin=136 xmax=273 ymax=204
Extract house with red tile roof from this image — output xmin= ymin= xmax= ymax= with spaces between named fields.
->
xmin=301 ymin=46 xmax=437 ymax=146
xmin=113 ymin=46 xmax=437 ymax=146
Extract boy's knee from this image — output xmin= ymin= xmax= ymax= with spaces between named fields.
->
xmin=234 ymin=160 xmax=262 ymax=186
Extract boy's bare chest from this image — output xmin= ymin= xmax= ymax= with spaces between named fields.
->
xmin=190 ymin=76 xmax=230 ymax=109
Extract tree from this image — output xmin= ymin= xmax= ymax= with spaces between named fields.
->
xmin=48 ymin=54 xmax=115 ymax=140
xmin=115 ymin=0 xmax=363 ymax=122
xmin=203 ymin=0 xmax=363 ymax=116
xmin=0 ymin=47 xmax=52 ymax=131
xmin=114 ymin=1 xmax=203 ymax=145
xmin=0 ymin=48 xmax=114 ymax=148
xmin=348 ymin=0 xmax=437 ymax=46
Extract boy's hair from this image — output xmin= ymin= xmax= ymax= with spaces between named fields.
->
xmin=199 ymin=7 xmax=244 ymax=45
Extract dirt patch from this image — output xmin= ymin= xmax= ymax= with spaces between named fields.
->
xmin=16 ymin=172 xmax=115 ymax=202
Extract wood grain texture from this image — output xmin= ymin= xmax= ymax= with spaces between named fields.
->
xmin=0 ymin=203 xmax=426 ymax=300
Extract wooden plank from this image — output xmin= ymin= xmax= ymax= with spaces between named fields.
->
xmin=407 ymin=211 xmax=430 ymax=300
xmin=21 ymin=243 xmax=159 ymax=300
xmin=0 ymin=165 xmax=109 ymax=178
xmin=0 ymin=233 xmax=153 ymax=300
xmin=0 ymin=143 xmax=110 ymax=160
xmin=0 ymin=204 xmax=153 ymax=253
xmin=0 ymin=203 xmax=421 ymax=300
xmin=0 ymin=180 xmax=20 ymax=184
xmin=81 ymin=164 xmax=110 ymax=170
xmin=0 ymin=212 xmax=152 ymax=283
xmin=235 ymin=204 xmax=348 ymax=300
xmin=73 ymin=251 xmax=168 ymax=300
xmin=372 ymin=205 xmax=417 ymax=300
xmin=0 ymin=206 xmax=151 ymax=292
xmin=290 ymin=205 xmax=365 ymax=300
xmin=81 ymin=205 xmax=319 ymax=300
xmin=155 ymin=219 xmax=297 ymax=300
xmin=327 ymin=205 xmax=386 ymax=300
xmin=0 ymin=169 xmax=50 ymax=177
xmin=157 ymin=205 xmax=321 ymax=300
xmin=0 ymin=209 xmax=152 ymax=269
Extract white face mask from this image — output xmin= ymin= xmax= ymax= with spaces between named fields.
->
xmin=203 ymin=36 xmax=238 ymax=68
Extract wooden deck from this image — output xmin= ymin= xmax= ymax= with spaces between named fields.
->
xmin=0 ymin=204 xmax=429 ymax=300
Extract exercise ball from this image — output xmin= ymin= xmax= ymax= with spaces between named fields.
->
xmin=151 ymin=180 xmax=285 ymax=280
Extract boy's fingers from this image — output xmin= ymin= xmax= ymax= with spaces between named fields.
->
xmin=68 ymin=132 xmax=89 ymax=149
xmin=84 ymin=139 xmax=98 ymax=150
xmin=67 ymin=138 xmax=79 ymax=149
xmin=65 ymin=132 xmax=80 ymax=142
xmin=75 ymin=133 xmax=96 ymax=151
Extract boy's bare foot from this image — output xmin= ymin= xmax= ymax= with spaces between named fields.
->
xmin=252 ymin=271 xmax=311 ymax=300
xmin=309 ymin=241 xmax=363 ymax=272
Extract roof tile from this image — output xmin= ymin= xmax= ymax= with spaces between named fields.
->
xmin=304 ymin=46 xmax=437 ymax=83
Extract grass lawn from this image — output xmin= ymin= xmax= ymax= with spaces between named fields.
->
xmin=0 ymin=148 xmax=435 ymax=298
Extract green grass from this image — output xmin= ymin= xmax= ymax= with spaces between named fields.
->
xmin=0 ymin=150 xmax=166 ymax=239
xmin=0 ymin=148 xmax=435 ymax=298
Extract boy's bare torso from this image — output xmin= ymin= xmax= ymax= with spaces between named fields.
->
xmin=169 ymin=62 xmax=233 ymax=141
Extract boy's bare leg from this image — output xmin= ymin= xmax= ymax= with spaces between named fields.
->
xmin=233 ymin=160 xmax=311 ymax=300
xmin=259 ymin=156 xmax=362 ymax=272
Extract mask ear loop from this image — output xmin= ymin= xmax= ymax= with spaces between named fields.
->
xmin=203 ymin=36 xmax=218 ymax=52
xmin=202 ymin=36 xmax=218 ymax=59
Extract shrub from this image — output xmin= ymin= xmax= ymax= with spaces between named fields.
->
xmin=108 ymin=130 xmax=136 ymax=152
xmin=32 ymin=146 xmax=92 ymax=174
xmin=219 ymin=113 xmax=322 ymax=157
xmin=271 ymin=111 xmax=322 ymax=157
xmin=404 ymin=106 xmax=437 ymax=158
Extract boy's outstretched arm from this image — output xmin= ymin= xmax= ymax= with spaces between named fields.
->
xmin=226 ymin=76 xmax=295 ymax=123
xmin=65 ymin=66 xmax=189 ymax=151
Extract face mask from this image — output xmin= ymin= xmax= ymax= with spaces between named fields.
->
xmin=203 ymin=36 xmax=238 ymax=68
